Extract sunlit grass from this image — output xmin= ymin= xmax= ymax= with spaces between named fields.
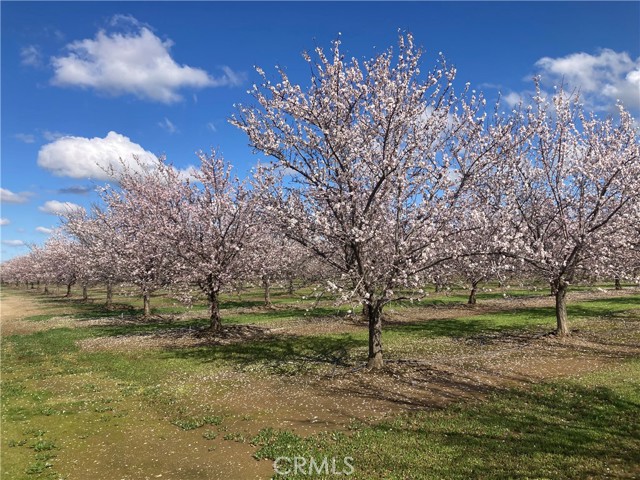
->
xmin=2 ymin=284 xmax=638 ymax=479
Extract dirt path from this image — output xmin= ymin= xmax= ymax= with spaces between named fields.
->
xmin=0 ymin=289 xmax=80 ymax=335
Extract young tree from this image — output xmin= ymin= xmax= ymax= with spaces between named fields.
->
xmin=499 ymin=87 xmax=640 ymax=335
xmin=93 ymin=159 xmax=179 ymax=317
xmin=64 ymin=209 xmax=125 ymax=308
xmin=39 ymin=235 xmax=87 ymax=298
xmin=233 ymin=35 xmax=512 ymax=368
xmin=162 ymin=152 xmax=261 ymax=331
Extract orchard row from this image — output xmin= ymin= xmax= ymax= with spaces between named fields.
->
xmin=2 ymin=35 xmax=639 ymax=368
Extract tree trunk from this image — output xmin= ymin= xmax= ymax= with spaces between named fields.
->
xmin=614 ymin=276 xmax=622 ymax=290
xmin=208 ymin=290 xmax=222 ymax=332
xmin=555 ymin=282 xmax=569 ymax=336
xmin=82 ymin=285 xmax=88 ymax=301
xmin=287 ymin=278 xmax=295 ymax=295
xmin=434 ymin=282 xmax=441 ymax=293
xmin=44 ymin=285 xmax=49 ymax=294
xmin=549 ymin=281 xmax=558 ymax=296
xmin=263 ymin=276 xmax=272 ymax=307
xmin=143 ymin=292 xmax=151 ymax=317
xmin=106 ymin=282 xmax=113 ymax=309
xmin=365 ymin=302 xmax=384 ymax=369
xmin=468 ymin=281 xmax=479 ymax=305
xmin=65 ymin=283 xmax=72 ymax=297
xmin=30 ymin=282 xmax=35 ymax=290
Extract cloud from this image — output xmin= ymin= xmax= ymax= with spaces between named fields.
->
xmin=176 ymin=165 xmax=200 ymax=183
xmin=2 ymin=240 xmax=26 ymax=247
xmin=502 ymin=92 xmax=522 ymax=108
xmin=38 ymin=200 xmax=85 ymax=216
xmin=158 ymin=117 xmax=178 ymax=134
xmin=50 ymin=17 xmax=245 ymax=103
xmin=0 ymin=218 xmax=9 ymax=226
xmin=37 ymin=131 xmax=157 ymax=180
xmin=57 ymin=185 xmax=91 ymax=194
xmin=21 ymin=45 xmax=42 ymax=67
xmin=1 ymin=188 xmax=32 ymax=204
xmin=207 ymin=122 xmax=217 ymax=133
xmin=43 ymin=130 xmax=69 ymax=142
xmin=36 ymin=226 xmax=54 ymax=234
xmin=534 ymin=49 xmax=640 ymax=112
xmin=14 ymin=133 xmax=36 ymax=144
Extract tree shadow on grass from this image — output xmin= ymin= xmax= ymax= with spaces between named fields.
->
xmin=164 ymin=333 xmax=365 ymax=372
xmin=383 ymin=307 xmax=554 ymax=339
xmin=419 ymin=381 xmax=640 ymax=479
xmin=384 ymin=296 xmax=640 ymax=340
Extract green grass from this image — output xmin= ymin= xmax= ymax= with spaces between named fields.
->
xmin=2 ymin=285 xmax=639 ymax=479
xmin=250 ymin=360 xmax=640 ymax=479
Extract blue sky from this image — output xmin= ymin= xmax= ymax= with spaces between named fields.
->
xmin=2 ymin=1 xmax=639 ymax=260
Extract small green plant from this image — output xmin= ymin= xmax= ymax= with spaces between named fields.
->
xmin=172 ymin=418 xmax=205 ymax=430
xmin=202 ymin=430 xmax=218 ymax=440
xmin=25 ymin=460 xmax=51 ymax=474
xmin=223 ymin=432 xmax=246 ymax=443
xmin=32 ymin=440 xmax=56 ymax=452
xmin=251 ymin=428 xmax=306 ymax=460
xmin=83 ymin=383 xmax=99 ymax=392
xmin=8 ymin=439 xmax=28 ymax=447
xmin=35 ymin=452 xmax=56 ymax=461
xmin=203 ymin=415 xmax=223 ymax=426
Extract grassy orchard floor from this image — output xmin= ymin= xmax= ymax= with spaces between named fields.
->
xmin=1 ymin=285 xmax=639 ymax=479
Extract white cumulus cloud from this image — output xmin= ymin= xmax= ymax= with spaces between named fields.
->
xmin=0 ymin=218 xmax=10 ymax=226
xmin=36 ymin=226 xmax=54 ymax=234
xmin=50 ymin=18 xmax=245 ymax=103
xmin=535 ymin=49 xmax=640 ymax=112
xmin=1 ymin=188 xmax=32 ymax=204
xmin=37 ymin=131 xmax=157 ymax=180
xmin=38 ymin=200 xmax=85 ymax=216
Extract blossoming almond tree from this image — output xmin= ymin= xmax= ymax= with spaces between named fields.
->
xmin=499 ymin=87 xmax=640 ymax=335
xmin=90 ymin=159 xmax=180 ymax=317
xmin=64 ymin=209 xmax=125 ymax=308
xmin=233 ymin=35 xmax=514 ymax=368
xmin=163 ymin=152 xmax=261 ymax=331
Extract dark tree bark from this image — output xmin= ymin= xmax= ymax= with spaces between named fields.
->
xmin=263 ymin=276 xmax=272 ymax=307
xmin=468 ymin=280 xmax=480 ymax=305
xmin=364 ymin=301 xmax=384 ymax=369
xmin=82 ymin=285 xmax=88 ymax=301
xmin=106 ymin=282 xmax=113 ymax=309
xmin=44 ymin=285 xmax=50 ymax=294
xmin=554 ymin=280 xmax=569 ymax=336
xmin=614 ymin=276 xmax=622 ymax=290
xmin=143 ymin=292 xmax=151 ymax=317
xmin=287 ymin=278 xmax=295 ymax=295
xmin=65 ymin=283 xmax=72 ymax=297
xmin=208 ymin=290 xmax=222 ymax=332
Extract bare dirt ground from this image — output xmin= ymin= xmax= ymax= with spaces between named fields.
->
xmin=2 ymin=287 xmax=639 ymax=479
xmin=0 ymin=289 xmax=79 ymax=335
